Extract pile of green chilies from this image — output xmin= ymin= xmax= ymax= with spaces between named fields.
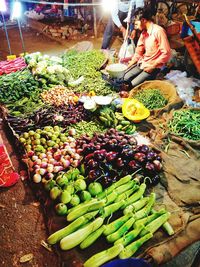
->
xmin=134 ymin=89 xmax=168 ymax=110
xmin=168 ymin=109 xmax=200 ymax=140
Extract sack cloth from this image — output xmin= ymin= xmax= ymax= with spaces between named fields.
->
xmin=135 ymin=109 xmax=200 ymax=265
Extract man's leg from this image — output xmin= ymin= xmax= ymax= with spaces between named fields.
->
xmin=130 ymin=69 xmax=160 ymax=88
xmin=101 ymin=17 xmax=114 ymax=49
xmin=123 ymin=65 xmax=143 ymax=83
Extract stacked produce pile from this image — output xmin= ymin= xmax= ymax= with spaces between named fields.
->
xmin=0 ymin=57 xmax=27 ymax=75
xmin=1 ymin=49 xmax=189 ymax=266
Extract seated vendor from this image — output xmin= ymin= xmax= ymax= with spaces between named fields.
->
xmin=123 ymin=7 xmax=171 ymax=89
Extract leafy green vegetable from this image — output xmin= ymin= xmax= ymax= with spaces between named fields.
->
xmin=0 ymin=69 xmax=41 ymax=104
xmin=62 ymin=50 xmax=114 ymax=95
xmin=134 ymin=89 xmax=168 ymax=110
xmin=168 ymin=109 xmax=200 ymax=140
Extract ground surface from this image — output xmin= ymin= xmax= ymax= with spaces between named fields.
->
xmin=0 ymin=24 xmax=200 ymax=267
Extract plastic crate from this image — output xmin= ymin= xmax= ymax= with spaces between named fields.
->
xmin=184 ymin=34 xmax=200 ymax=74
xmin=166 ymin=23 xmax=181 ymax=36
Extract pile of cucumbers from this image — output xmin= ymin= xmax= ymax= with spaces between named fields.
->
xmin=47 ymin=174 xmax=174 ymax=267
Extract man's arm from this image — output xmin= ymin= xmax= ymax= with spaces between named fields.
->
xmin=128 ymin=33 xmax=145 ymax=67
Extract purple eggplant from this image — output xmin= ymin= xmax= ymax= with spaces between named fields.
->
xmin=134 ymin=152 xmax=146 ymax=163
xmin=106 ymin=151 xmax=118 ymax=162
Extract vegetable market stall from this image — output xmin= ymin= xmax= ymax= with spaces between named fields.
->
xmin=0 ymin=49 xmax=200 ymax=267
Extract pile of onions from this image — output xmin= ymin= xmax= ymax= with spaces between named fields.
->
xmin=24 ymin=136 xmax=81 ymax=183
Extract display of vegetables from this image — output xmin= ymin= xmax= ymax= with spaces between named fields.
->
xmin=0 ymin=69 xmax=40 ymax=104
xmin=63 ymin=50 xmax=114 ymax=95
xmin=0 ymin=57 xmax=27 ymax=75
xmin=6 ymin=95 xmax=45 ymax=117
xmin=133 ymin=89 xmax=168 ymax=110
xmin=41 ymin=85 xmax=79 ymax=106
xmin=76 ymin=128 xmax=162 ymax=187
xmin=47 ymin=177 xmax=173 ymax=266
xmin=167 ymin=109 xmax=200 ymax=140
xmin=66 ymin=120 xmax=105 ymax=139
xmin=0 ymin=49 xmax=179 ymax=265
xmin=25 ymin=52 xmax=71 ymax=87
xmin=20 ymin=125 xmax=81 ymax=182
xmin=98 ymin=106 xmax=136 ymax=134
xmin=6 ymin=103 xmax=91 ymax=135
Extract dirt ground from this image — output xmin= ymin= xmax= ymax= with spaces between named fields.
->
xmin=0 ymin=25 xmax=200 ymax=267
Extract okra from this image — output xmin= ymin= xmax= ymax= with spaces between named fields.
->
xmin=80 ymin=225 xmax=106 ymax=249
xmin=123 ymin=197 xmax=149 ymax=215
xmin=134 ymin=193 xmax=156 ymax=220
xmin=134 ymin=208 xmax=166 ymax=228
xmin=67 ymin=200 xmax=105 ymax=222
xmin=151 ymin=209 xmax=174 ymax=236
xmin=104 ymin=213 xmax=133 ymax=236
xmin=84 ymin=243 xmax=124 ymax=267
xmin=115 ymin=185 xmax=139 ymax=202
xmin=98 ymin=175 xmax=132 ymax=199
xmin=104 ymin=191 xmax=118 ymax=206
xmin=115 ymin=180 xmax=136 ymax=195
xmin=140 ymin=212 xmax=170 ymax=237
xmin=119 ymin=233 xmax=153 ymax=259
xmin=106 ymin=217 xmax=135 ymax=243
xmin=47 ymin=210 xmax=98 ymax=245
xmin=121 ymin=183 xmax=146 ymax=209
xmin=115 ymin=224 xmax=145 ymax=246
xmin=60 ymin=217 xmax=104 ymax=250
xmin=101 ymin=200 xmax=126 ymax=218
xmin=67 ymin=199 xmax=97 ymax=214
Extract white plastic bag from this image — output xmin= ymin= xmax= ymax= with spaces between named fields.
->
xmin=118 ymin=39 xmax=135 ymax=60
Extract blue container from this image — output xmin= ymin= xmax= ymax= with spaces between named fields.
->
xmin=102 ymin=258 xmax=152 ymax=267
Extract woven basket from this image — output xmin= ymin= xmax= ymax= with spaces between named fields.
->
xmin=129 ymin=80 xmax=180 ymax=114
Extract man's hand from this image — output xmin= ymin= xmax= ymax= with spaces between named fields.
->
xmin=119 ymin=26 xmax=127 ymax=38
xmin=128 ymin=59 xmax=137 ymax=68
xmin=143 ymin=66 xmax=155 ymax=73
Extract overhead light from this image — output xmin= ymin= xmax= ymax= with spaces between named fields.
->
xmin=11 ymin=1 xmax=22 ymax=19
xmin=0 ymin=0 xmax=7 ymax=12
xmin=102 ymin=0 xmax=117 ymax=13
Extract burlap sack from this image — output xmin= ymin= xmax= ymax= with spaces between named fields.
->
xmin=129 ymin=80 xmax=184 ymax=116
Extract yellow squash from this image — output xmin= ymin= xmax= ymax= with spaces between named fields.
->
xmin=122 ymin=98 xmax=150 ymax=122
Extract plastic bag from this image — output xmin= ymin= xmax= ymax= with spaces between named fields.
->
xmin=118 ymin=38 xmax=135 ymax=61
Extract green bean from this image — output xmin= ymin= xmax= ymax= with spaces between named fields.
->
xmin=168 ymin=109 xmax=200 ymax=140
xmin=133 ymin=89 xmax=167 ymax=110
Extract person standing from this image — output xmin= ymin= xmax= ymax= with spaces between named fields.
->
xmin=101 ymin=0 xmax=144 ymax=50
xmin=123 ymin=7 xmax=171 ymax=88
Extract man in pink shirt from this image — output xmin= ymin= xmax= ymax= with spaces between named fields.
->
xmin=123 ymin=7 xmax=171 ymax=88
